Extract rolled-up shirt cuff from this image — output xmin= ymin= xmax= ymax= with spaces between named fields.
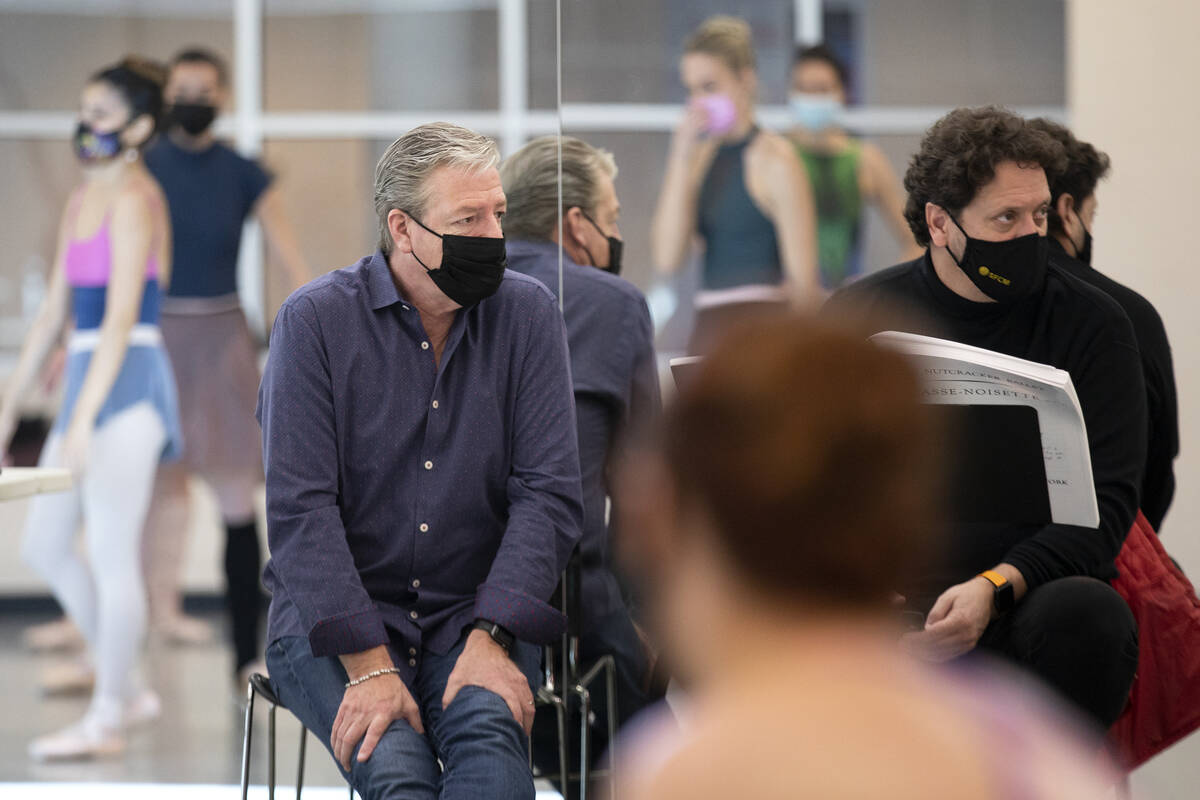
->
xmin=474 ymin=583 xmax=566 ymax=645
xmin=307 ymin=606 xmax=389 ymax=657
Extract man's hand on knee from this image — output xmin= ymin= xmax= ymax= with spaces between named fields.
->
xmin=442 ymin=629 xmax=535 ymax=734
xmin=331 ymin=665 xmax=424 ymax=771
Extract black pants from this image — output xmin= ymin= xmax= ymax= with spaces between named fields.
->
xmin=974 ymin=576 xmax=1138 ymax=731
xmin=224 ymin=519 xmax=266 ymax=672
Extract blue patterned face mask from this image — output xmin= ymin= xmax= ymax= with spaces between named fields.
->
xmin=789 ymin=93 xmax=843 ymax=132
xmin=73 ymin=120 xmax=126 ymax=163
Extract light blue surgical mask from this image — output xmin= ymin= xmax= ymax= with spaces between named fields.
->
xmin=789 ymin=93 xmax=843 ymax=132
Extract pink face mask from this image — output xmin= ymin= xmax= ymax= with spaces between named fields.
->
xmin=695 ymin=93 xmax=737 ymax=136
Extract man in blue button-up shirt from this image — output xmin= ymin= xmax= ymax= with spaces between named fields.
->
xmin=258 ymin=123 xmax=583 ymax=800
xmin=500 ymin=136 xmax=662 ymax=767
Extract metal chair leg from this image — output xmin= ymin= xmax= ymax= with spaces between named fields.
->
xmin=296 ymin=724 xmax=307 ymax=800
xmin=241 ymin=683 xmax=256 ymax=800
xmin=572 ymin=654 xmax=619 ymax=800
xmin=577 ymin=684 xmax=591 ymax=800
xmin=604 ymin=659 xmax=617 ymax=800
xmin=268 ymin=704 xmax=277 ymax=800
xmin=537 ymin=686 xmax=570 ymax=798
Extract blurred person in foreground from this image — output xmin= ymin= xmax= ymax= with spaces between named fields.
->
xmin=788 ymin=44 xmax=922 ymax=290
xmin=651 ymin=15 xmax=818 ymax=352
xmin=1028 ymin=117 xmax=1178 ymax=534
xmin=500 ymin=135 xmax=663 ymax=764
xmin=824 ymin=107 xmax=1142 ymax=731
xmin=258 ymin=122 xmax=581 ymax=799
xmin=613 ymin=315 xmax=1120 ymax=799
xmin=0 ymin=57 xmax=182 ymax=760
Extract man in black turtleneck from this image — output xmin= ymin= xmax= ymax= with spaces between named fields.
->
xmin=825 ymin=107 xmax=1143 ymax=732
xmin=1028 ymin=118 xmax=1179 ymax=534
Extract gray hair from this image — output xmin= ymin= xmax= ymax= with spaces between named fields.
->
xmin=374 ymin=122 xmax=500 ymax=254
xmin=498 ymin=135 xmax=617 ymax=242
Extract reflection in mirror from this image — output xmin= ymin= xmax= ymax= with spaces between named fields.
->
xmin=550 ymin=0 xmax=1069 ymax=788
xmin=558 ymin=0 xmax=1066 ymax=355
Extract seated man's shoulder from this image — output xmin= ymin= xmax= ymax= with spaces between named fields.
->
xmin=1053 ymin=255 xmax=1166 ymax=338
xmin=1047 ymin=264 xmax=1137 ymax=342
xmin=567 ymin=261 xmax=648 ymax=310
xmin=825 ymin=257 xmax=923 ymax=310
xmin=278 ymin=256 xmax=376 ymax=321
xmin=496 ymin=268 xmax=561 ymax=310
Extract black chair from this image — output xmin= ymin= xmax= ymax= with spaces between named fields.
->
xmin=534 ymin=549 xmax=619 ymax=800
xmin=240 ymin=672 xmax=354 ymax=800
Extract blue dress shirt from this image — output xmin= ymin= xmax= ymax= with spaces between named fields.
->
xmin=505 ymin=239 xmax=661 ymax=628
xmin=257 ymin=251 xmax=583 ymax=679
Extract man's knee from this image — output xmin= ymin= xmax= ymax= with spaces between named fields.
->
xmin=439 ymin=685 xmax=525 ymax=743
xmin=436 ymin=686 xmax=533 ymax=800
xmin=347 ymin=720 xmax=439 ymax=800
xmin=1029 ymin=576 xmax=1137 ymax=647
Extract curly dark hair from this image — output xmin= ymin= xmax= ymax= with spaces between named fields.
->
xmin=1027 ymin=118 xmax=1111 ymax=238
xmin=903 ymin=106 xmax=1067 ymax=247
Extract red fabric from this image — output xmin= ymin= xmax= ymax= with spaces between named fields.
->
xmin=1107 ymin=510 xmax=1200 ymax=769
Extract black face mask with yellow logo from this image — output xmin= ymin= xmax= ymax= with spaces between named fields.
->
xmin=945 ymin=213 xmax=1048 ymax=303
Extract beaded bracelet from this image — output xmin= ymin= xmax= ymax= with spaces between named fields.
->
xmin=344 ymin=666 xmax=402 ymax=689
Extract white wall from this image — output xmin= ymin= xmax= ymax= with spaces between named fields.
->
xmin=1069 ymin=1 xmax=1200 ymax=793
xmin=1069 ymin=0 xmax=1199 ymax=564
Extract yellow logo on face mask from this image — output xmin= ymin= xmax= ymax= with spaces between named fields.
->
xmin=978 ymin=266 xmax=1011 ymax=286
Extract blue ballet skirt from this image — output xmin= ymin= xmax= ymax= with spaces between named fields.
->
xmin=53 ymin=328 xmax=185 ymax=463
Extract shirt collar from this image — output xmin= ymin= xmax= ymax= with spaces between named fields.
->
xmin=366 ymin=250 xmax=405 ymax=310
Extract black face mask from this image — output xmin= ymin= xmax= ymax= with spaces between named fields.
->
xmin=169 ymin=103 xmax=216 ymax=136
xmin=945 ymin=213 xmax=1048 ymax=303
xmin=405 ymin=213 xmax=507 ymax=309
xmin=1072 ymin=219 xmax=1093 ymax=266
xmin=579 ymin=209 xmax=624 ymax=276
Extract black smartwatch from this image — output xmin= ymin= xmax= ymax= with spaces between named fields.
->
xmin=472 ymin=619 xmax=515 ymax=654
xmin=978 ymin=570 xmax=1015 ymax=615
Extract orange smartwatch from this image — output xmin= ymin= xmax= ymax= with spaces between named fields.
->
xmin=978 ymin=569 xmax=1015 ymax=615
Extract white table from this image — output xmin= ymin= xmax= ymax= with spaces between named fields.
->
xmin=0 ymin=467 xmax=72 ymax=502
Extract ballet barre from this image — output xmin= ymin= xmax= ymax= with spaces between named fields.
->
xmin=0 ymin=467 xmax=72 ymax=503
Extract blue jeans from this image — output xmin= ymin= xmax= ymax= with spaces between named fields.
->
xmin=267 ymin=633 xmax=541 ymax=800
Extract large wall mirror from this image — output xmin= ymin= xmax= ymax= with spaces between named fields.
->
xmin=556 ymin=0 xmax=1066 ymax=357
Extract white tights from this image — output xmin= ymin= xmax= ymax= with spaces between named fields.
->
xmin=21 ymin=402 xmax=166 ymax=726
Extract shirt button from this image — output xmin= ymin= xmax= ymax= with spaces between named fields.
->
xmin=419 ymin=523 xmax=429 ymax=532
xmin=432 ymin=400 xmax=439 ymax=409
xmin=409 ymin=647 xmax=417 ymax=656
xmin=409 ymin=610 xmax=418 ymax=620
xmin=408 ymin=658 xmax=417 ymax=667
xmin=412 ymin=579 xmax=421 ymax=588
xmin=424 ymin=460 xmax=433 ymax=470
xmin=421 ymin=341 xmax=430 ymax=350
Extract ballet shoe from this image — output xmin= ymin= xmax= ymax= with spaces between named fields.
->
xmin=28 ymin=715 xmax=126 ymax=761
xmin=150 ymin=613 xmax=215 ymax=647
xmin=124 ymin=689 xmax=162 ymax=727
xmin=39 ymin=660 xmax=96 ymax=696
xmin=23 ymin=618 xmax=85 ymax=653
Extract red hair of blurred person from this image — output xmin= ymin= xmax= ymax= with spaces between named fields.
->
xmin=659 ymin=313 xmax=942 ymax=611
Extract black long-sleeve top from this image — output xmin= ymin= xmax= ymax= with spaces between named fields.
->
xmin=825 ymin=253 xmax=1147 ymax=598
xmin=1048 ymin=238 xmax=1178 ymax=532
